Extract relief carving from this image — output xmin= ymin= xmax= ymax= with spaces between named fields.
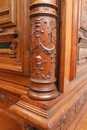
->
xmin=28 ymin=1 xmax=58 ymax=100
xmin=0 ymin=93 xmax=12 ymax=108
xmin=30 ymin=16 xmax=56 ymax=79
xmin=56 ymin=90 xmax=87 ymax=130
xmin=30 ymin=55 xmax=47 ymax=78
xmin=25 ymin=124 xmax=38 ymax=130
xmin=30 ymin=17 xmax=56 ymax=55
xmin=0 ymin=30 xmax=18 ymax=58
xmin=10 ymin=37 xmax=18 ymax=58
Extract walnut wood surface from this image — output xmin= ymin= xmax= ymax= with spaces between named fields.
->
xmin=0 ymin=0 xmax=87 ymax=130
xmin=28 ymin=0 xmax=58 ymax=100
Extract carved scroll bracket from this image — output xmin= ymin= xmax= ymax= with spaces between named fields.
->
xmin=28 ymin=0 xmax=58 ymax=101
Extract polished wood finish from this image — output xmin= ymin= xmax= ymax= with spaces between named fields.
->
xmin=0 ymin=0 xmax=17 ymax=27
xmin=0 ymin=0 xmax=30 ymax=129
xmin=28 ymin=0 xmax=58 ymax=100
xmin=70 ymin=0 xmax=78 ymax=80
xmin=76 ymin=109 xmax=87 ymax=130
xmin=0 ymin=0 xmax=87 ymax=130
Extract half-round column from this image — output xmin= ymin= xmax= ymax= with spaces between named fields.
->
xmin=28 ymin=0 xmax=58 ymax=100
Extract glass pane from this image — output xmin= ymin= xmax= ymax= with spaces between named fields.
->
xmin=0 ymin=42 xmax=12 ymax=49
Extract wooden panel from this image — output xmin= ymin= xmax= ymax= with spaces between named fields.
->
xmin=0 ymin=30 xmax=22 ymax=72
xmin=0 ymin=0 xmax=21 ymax=73
xmin=0 ymin=0 xmax=17 ymax=27
xmin=0 ymin=0 xmax=30 ymax=75
xmin=0 ymin=30 xmax=18 ymax=57
xmin=70 ymin=0 xmax=87 ymax=78
xmin=0 ymin=122 xmax=14 ymax=130
xmin=0 ymin=90 xmax=19 ymax=109
xmin=77 ymin=0 xmax=87 ymax=75
xmin=70 ymin=0 xmax=78 ymax=80
xmin=0 ymin=109 xmax=22 ymax=130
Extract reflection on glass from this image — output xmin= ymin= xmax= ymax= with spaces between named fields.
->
xmin=0 ymin=42 xmax=12 ymax=49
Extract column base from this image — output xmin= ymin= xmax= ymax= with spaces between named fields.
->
xmin=28 ymin=88 xmax=58 ymax=101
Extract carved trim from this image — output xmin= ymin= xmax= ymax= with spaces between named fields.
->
xmin=0 ymin=93 xmax=12 ymax=108
xmin=56 ymin=90 xmax=87 ymax=130
xmin=0 ymin=30 xmax=18 ymax=58
xmin=25 ymin=123 xmax=38 ymax=130
xmin=76 ymin=0 xmax=87 ymax=75
xmin=0 ymin=0 xmax=17 ymax=27
xmin=28 ymin=0 xmax=58 ymax=100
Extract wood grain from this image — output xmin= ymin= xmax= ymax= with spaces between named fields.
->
xmin=0 ymin=0 xmax=87 ymax=130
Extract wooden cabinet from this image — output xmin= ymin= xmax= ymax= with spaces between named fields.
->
xmin=0 ymin=0 xmax=87 ymax=130
xmin=0 ymin=0 xmax=29 ymax=129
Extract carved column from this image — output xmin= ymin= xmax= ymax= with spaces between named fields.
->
xmin=28 ymin=0 xmax=58 ymax=100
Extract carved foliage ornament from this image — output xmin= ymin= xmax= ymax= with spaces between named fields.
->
xmin=28 ymin=1 xmax=58 ymax=100
xmin=29 ymin=2 xmax=58 ymax=81
xmin=30 ymin=16 xmax=56 ymax=80
xmin=56 ymin=90 xmax=87 ymax=130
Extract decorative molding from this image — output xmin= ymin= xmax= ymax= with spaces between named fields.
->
xmin=78 ymin=0 xmax=87 ymax=64
xmin=10 ymin=36 xmax=18 ymax=58
xmin=28 ymin=0 xmax=58 ymax=100
xmin=81 ymin=0 xmax=87 ymax=31
xmin=0 ymin=0 xmax=17 ymax=27
xmin=25 ymin=123 xmax=38 ymax=130
xmin=0 ymin=30 xmax=18 ymax=58
xmin=56 ymin=90 xmax=87 ymax=130
xmin=0 ymin=93 xmax=12 ymax=108
xmin=0 ymin=90 xmax=19 ymax=109
xmin=76 ymin=0 xmax=87 ymax=75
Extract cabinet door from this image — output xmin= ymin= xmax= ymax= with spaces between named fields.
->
xmin=70 ymin=0 xmax=87 ymax=79
xmin=0 ymin=0 xmax=16 ymax=27
xmin=0 ymin=0 xmax=30 ymax=75
xmin=77 ymin=0 xmax=87 ymax=75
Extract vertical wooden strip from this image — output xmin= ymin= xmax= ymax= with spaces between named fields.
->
xmin=70 ymin=0 xmax=79 ymax=80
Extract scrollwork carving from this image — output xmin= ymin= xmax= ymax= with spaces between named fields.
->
xmin=30 ymin=17 xmax=56 ymax=55
xmin=28 ymin=0 xmax=58 ymax=100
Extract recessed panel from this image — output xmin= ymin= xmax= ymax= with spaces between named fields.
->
xmin=76 ymin=0 xmax=87 ymax=75
xmin=0 ymin=0 xmax=17 ymax=27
